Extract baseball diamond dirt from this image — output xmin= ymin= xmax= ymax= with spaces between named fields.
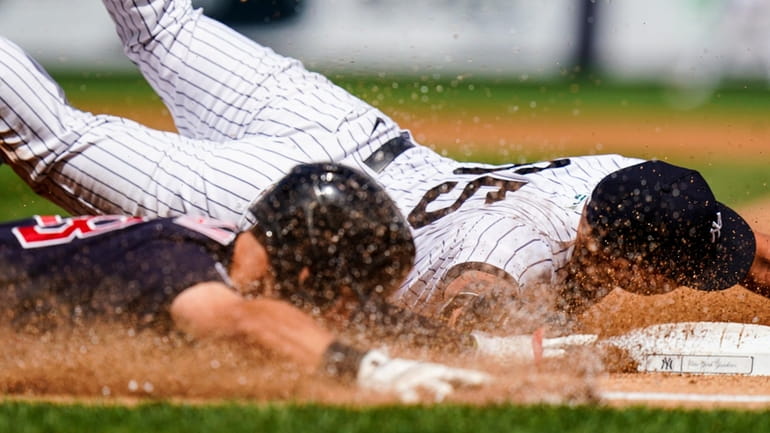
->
xmin=2 ymin=96 xmax=770 ymax=409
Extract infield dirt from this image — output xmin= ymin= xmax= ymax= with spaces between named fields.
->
xmin=3 ymin=100 xmax=769 ymax=408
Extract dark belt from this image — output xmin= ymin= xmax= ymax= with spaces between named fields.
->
xmin=364 ymin=134 xmax=415 ymax=173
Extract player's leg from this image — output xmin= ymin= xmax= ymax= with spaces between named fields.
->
xmin=0 ymin=35 xmax=295 ymax=224
xmin=0 ymin=35 xmax=104 ymax=213
xmin=102 ymin=0 xmax=273 ymax=140
xmin=100 ymin=0 xmax=401 ymax=161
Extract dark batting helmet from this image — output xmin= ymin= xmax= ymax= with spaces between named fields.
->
xmin=249 ymin=163 xmax=415 ymax=308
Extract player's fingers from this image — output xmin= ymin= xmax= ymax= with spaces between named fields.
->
xmin=437 ymin=366 xmax=492 ymax=386
xmin=409 ymin=377 xmax=454 ymax=403
xmin=396 ymin=386 xmax=420 ymax=404
xmin=430 ymin=379 xmax=455 ymax=402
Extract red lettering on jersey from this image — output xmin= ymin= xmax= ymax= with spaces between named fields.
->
xmin=13 ymin=215 xmax=147 ymax=248
xmin=172 ymin=215 xmax=237 ymax=245
xmin=36 ymin=215 xmax=64 ymax=226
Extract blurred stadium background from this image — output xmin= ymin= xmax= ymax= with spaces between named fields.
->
xmin=2 ymin=2 xmax=770 ymax=425
xmin=2 ymin=0 xmax=770 ymax=86
xmin=1 ymin=0 xmax=769 ymax=218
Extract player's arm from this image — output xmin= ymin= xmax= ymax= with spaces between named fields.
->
xmin=436 ymin=266 xmax=522 ymax=333
xmin=169 ymin=282 xmax=490 ymax=402
xmin=170 ymin=281 xmax=335 ymax=367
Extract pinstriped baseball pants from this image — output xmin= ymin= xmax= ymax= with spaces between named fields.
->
xmin=0 ymin=0 xmax=402 ymax=229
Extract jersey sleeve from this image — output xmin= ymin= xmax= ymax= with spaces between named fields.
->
xmin=392 ymin=213 xmax=556 ymax=316
xmin=0 ymin=215 xmax=236 ymax=329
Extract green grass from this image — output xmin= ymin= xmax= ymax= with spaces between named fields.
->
xmin=0 ymin=72 xmax=766 ymax=221
xmin=54 ymin=71 xmax=160 ymax=103
xmin=1 ymin=150 xmax=765 ymax=222
xmin=695 ymin=162 xmax=770 ymax=207
xmin=2 ymin=401 xmax=769 ymax=433
xmin=51 ymin=70 xmax=770 ymax=119
xmin=331 ymin=73 xmax=770 ymax=119
xmin=0 ymin=72 xmax=761 ymax=431
xmin=0 ymin=166 xmax=65 ymax=220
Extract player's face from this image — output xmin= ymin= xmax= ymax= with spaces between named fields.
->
xmin=564 ymin=215 xmax=679 ymax=312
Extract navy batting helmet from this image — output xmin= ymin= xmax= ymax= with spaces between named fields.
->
xmin=249 ymin=163 xmax=415 ymax=308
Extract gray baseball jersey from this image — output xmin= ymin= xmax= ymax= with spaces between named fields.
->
xmin=0 ymin=0 xmax=642 ymax=317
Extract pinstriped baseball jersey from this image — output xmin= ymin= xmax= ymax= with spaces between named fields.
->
xmin=0 ymin=0 xmax=644 ymax=318
xmin=378 ymin=149 xmax=642 ymax=315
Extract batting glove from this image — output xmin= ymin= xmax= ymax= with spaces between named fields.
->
xmin=356 ymin=349 xmax=491 ymax=403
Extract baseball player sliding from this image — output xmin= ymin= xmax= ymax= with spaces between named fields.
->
xmin=1 ymin=0 xmax=770 ymax=332
xmin=0 ymin=163 xmax=488 ymax=403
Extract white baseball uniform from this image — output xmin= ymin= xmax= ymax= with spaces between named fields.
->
xmin=377 ymin=148 xmax=641 ymax=314
xmin=0 ymin=0 xmax=643 ymax=317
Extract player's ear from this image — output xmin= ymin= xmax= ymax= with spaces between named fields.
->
xmin=228 ymin=231 xmax=276 ymax=296
xmin=298 ymin=266 xmax=311 ymax=285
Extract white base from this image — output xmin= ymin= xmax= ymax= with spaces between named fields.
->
xmin=604 ymin=322 xmax=770 ymax=376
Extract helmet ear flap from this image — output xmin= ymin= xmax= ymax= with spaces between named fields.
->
xmin=250 ymin=163 xmax=415 ymax=309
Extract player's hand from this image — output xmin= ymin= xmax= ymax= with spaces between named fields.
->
xmin=472 ymin=330 xmax=598 ymax=361
xmin=356 ymin=349 xmax=491 ymax=403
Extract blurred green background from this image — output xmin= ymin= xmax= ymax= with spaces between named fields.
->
xmin=1 ymin=72 xmax=768 ymax=221
xmin=0 ymin=1 xmax=769 ymax=428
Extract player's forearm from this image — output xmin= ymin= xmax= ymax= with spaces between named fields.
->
xmin=171 ymin=283 xmax=335 ymax=368
xmin=230 ymin=298 xmax=337 ymax=366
